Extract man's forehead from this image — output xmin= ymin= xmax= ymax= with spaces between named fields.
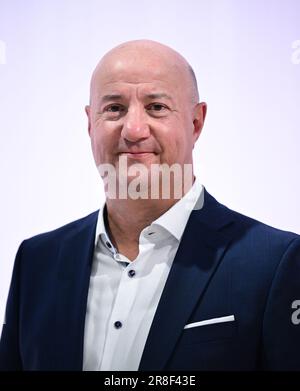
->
xmin=96 ymin=59 xmax=180 ymax=85
xmin=89 ymin=40 xmax=198 ymax=104
xmin=92 ymin=64 xmax=181 ymax=101
xmin=92 ymin=45 xmax=187 ymax=86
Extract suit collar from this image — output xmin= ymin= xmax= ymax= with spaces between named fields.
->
xmin=139 ymin=188 xmax=237 ymax=370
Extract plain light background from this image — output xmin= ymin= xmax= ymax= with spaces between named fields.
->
xmin=0 ymin=0 xmax=299 ymax=325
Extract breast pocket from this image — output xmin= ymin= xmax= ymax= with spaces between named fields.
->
xmin=180 ymin=319 xmax=237 ymax=345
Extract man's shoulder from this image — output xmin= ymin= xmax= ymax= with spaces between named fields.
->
xmin=197 ymin=192 xmax=300 ymax=277
xmin=21 ymin=210 xmax=99 ymax=251
xmin=228 ymin=205 xmax=298 ymax=240
xmin=202 ymin=189 xmax=300 ymax=246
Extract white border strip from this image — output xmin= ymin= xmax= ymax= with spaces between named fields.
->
xmin=184 ymin=315 xmax=235 ymax=329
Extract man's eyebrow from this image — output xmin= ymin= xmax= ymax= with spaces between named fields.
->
xmin=145 ymin=93 xmax=173 ymax=101
xmin=99 ymin=92 xmax=174 ymax=103
xmin=100 ymin=94 xmax=124 ymax=103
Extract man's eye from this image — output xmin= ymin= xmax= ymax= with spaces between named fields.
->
xmin=147 ymin=103 xmax=167 ymax=112
xmin=106 ymin=104 xmax=125 ymax=113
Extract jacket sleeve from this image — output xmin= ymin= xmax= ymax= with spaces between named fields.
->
xmin=262 ymin=237 xmax=300 ymax=370
xmin=0 ymin=242 xmax=24 ymax=370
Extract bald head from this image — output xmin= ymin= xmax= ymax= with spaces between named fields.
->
xmin=86 ymin=39 xmax=207 ymax=188
xmin=89 ymin=39 xmax=199 ymax=105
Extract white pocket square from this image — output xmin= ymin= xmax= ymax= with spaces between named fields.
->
xmin=184 ymin=315 xmax=235 ymax=329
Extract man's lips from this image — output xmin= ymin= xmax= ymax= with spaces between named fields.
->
xmin=119 ymin=152 xmax=157 ymax=158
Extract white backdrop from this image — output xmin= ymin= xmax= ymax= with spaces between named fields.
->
xmin=1 ymin=0 xmax=300 ymax=325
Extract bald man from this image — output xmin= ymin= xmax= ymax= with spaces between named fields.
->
xmin=0 ymin=40 xmax=300 ymax=371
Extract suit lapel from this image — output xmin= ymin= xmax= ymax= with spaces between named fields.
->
xmin=139 ymin=189 xmax=237 ymax=370
xmin=53 ymin=211 xmax=98 ymax=370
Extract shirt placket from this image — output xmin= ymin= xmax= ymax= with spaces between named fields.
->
xmin=99 ymin=256 xmax=142 ymax=370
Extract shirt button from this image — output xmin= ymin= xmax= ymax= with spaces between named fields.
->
xmin=106 ymin=241 xmax=112 ymax=248
xmin=114 ymin=321 xmax=122 ymax=329
xmin=128 ymin=269 xmax=136 ymax=278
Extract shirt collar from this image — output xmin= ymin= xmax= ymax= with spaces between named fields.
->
xmin=94 ymin=202 xmax=111 ymax=247
xmin=94 ymin=176 xmax=204 ymax=247
xmin=148 ymin=176 xmax=204 ymax=241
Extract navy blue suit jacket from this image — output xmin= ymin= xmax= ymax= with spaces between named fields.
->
xmin=1 ymin=189 xmax=300 ymax=370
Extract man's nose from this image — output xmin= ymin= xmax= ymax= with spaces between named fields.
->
xmin=121 ymin=105 xmax=150 ymax=142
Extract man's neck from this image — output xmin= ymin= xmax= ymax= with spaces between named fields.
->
xmin=104 ymin=175 xmax=196 ymax=258
xmin=105 ymin=197 xmax=177 ymax=248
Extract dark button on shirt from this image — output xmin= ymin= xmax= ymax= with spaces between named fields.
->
xmin=128 ymin=270 xmax=136 ymax=278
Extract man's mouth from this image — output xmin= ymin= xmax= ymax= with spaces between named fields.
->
xmin=119 ymin=152 xmax=156 ymax=159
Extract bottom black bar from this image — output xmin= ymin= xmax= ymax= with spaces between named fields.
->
xmin=0 ymin=371 xmax=299 ymax=388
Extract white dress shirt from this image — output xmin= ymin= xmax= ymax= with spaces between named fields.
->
xmin=83 ymin=177 xmax=204 ymax=371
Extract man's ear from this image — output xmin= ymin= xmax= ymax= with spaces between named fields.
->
xmin=85 ymin=105 xmax=91 ymax=136
xmin=192 ymin=102 xmax=207 ymax=143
